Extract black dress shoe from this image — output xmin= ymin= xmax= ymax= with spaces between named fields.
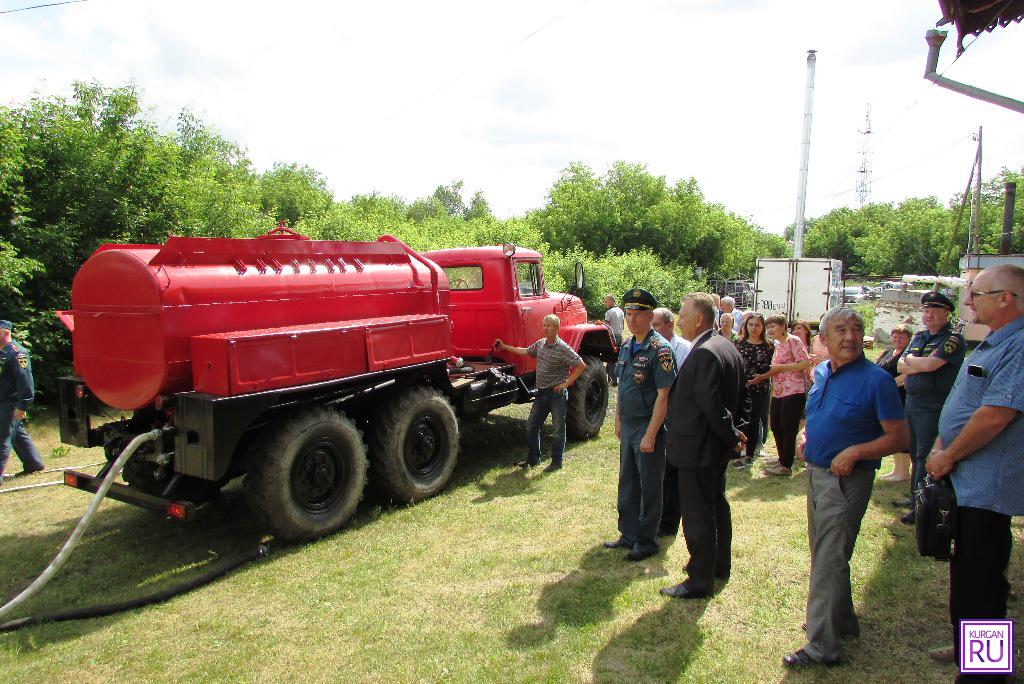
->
xmin=660 ymin=582 xmax=711 ymax=599
xmin=782 ymin=649 xmax=837 ymax=668
xmin=603 ymin=538 xmax=630 ymax=549
xmin=625 ymin=548 xmax=657 ymax=561
xmin=543 ymin=462 xmax=562 ymax=473
xmin=900 ymin=510 xmax=916 ymax=525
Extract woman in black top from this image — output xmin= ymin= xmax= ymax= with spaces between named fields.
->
xmin=732 ymin=313 xmax=774 ymax=468
xmin=877 ymin=324 xmax=912 ymax=482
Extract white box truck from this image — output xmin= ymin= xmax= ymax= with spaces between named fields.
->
xmin=753 ymin=258 xmax=843 ymax=323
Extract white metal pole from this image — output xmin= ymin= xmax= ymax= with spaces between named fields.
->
xmin=793 ymin=50 xmax=817 ymax=259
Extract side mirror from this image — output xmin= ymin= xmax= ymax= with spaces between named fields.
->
xmin=572 ymin=261 xmax=585 ymax=294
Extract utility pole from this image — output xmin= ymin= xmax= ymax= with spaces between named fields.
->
xmin=968 ymin=126 xmax=982 ymax=258
xmin=793 ymin=49 xmax=817 ymax=259
xmin=856 ymin=104 xmax=872 ymax=206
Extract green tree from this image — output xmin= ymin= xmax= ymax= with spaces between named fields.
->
xmin=0 ymin=240 xmax=42 ymax=295
xmin=532 ymin=162 xmax=778 ymax=276
xmin=804 ymin=207 xmax=873 ymax=272
xmin=432 ymin=180 xmax=467 ymax=218
xmin=465 ymin=191 xmax=492 ymax=220
xmin=258 ymin=163 xmax=333 ymax=228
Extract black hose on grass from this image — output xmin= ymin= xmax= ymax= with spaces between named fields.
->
xmin=0 ymin=544 xmax=270 ymax=633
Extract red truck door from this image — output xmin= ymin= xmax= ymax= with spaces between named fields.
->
xmin=512 ymin=259 xmax=550 ymax=375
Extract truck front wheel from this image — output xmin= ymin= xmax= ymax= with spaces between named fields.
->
xmin=566 ymin=355 xmax=609 ymax=440
xmin=369 ymin=387 xmax=459 ymax=503
xmin=245 ymin=408 xmax=368 ymax=541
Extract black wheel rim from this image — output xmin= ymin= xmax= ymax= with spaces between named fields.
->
xmin=404 ymin=412 xmax=448 ymax=479
xmin=291 ymin=438 xmax=349 ymax=514
xmin=585 ymin=380 xmax=605 ymax=424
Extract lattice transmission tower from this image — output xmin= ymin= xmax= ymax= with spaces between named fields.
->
xmin=856 ymin=104 xmax=872 ymax=206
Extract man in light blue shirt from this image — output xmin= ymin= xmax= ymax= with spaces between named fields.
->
xmin=652 ymin=306 xmax=692 ymax=537
xmin=926 ymin=265 xmax=1024 ymax=670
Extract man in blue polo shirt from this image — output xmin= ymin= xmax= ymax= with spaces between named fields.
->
xmin=926 ymin=265 xmax=1024 ymax=675
xmin=782 ymin=306 xmax=907 ymax=669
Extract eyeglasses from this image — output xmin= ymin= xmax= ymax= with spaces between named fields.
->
xmin=968 ymin=288 xmax=1018 ymax=298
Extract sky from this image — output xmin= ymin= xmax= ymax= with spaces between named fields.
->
xmin=2 ymin=0 xmax=1022 ymax=235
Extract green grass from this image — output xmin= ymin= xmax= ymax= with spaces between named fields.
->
xmin=1 ymin=400 xmax=1021 ymax=683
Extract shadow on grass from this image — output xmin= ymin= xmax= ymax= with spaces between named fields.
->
xmin=727 ymin=467 xmax=807 ymax=502
xmin=0 ymin=487 xmax=278 ymax=647
xmin=0 ymin=405 xmax=574 ymax=648
xmin=507 ymin=544 xmax=668 ymax=649
xmin=591 ymin=596 xmax=708 ymax=682
xmin=778 ymin=491 xmax=956 ymax=683
xmin=458 ymin=411 xmax=589 ymax=503
xmin=472 ymin=468 xmax=539 ymax=503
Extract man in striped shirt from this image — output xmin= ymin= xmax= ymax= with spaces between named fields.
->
xmin=496 ymin=314 xmax=585 ymax=472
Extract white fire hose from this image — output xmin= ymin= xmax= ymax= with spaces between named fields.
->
xmin=0 ymin=429 xmax=163 ymax=621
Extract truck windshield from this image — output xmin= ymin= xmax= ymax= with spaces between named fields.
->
xmin=516 ymin=261 xmax=542 ymax=297
xmin=442 ymin=266 xmax=483 ymax=290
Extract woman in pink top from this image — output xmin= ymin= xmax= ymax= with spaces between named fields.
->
xmin=751 ymin=314 xmax=814 ymax=475
xmin=790 ymin=319 xmax=812 ymax=349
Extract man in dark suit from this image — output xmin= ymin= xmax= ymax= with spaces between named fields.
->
xmin=660 ymin=293 xmax=749 ymax=599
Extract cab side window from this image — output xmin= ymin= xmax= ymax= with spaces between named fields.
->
xmin=442 ymin=266 xmax=483 ymax=290
xmin=516 ymin=261 xmax=542 ymax=297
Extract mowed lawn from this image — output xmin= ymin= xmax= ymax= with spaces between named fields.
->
xmin=1 ymin=398 xmax=1021 ymax=683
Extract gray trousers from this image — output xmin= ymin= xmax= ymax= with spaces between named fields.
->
xmin=803 ymin=465 xmax=874 ymax=663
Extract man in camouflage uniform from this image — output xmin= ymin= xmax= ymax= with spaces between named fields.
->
xmin=0 ymin=320 xmax=45 ymax=484
xmin=603 ymin=289 xmax=676 ymax=561
xmin=896 ymin=291 xmax=965 ymax=524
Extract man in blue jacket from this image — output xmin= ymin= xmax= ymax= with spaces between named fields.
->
xmin=0 ymin=320 xmax=45 ymax=484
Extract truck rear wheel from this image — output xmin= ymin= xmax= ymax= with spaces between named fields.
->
xmin=245 ymin=407 xmax=368 ymax=541
xmin=369 ymin=387 xmax=459 ymax=503
xmin=567 ymin=355 xmax=608 ymax=440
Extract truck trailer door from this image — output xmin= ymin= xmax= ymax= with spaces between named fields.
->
xmin=791 ymin=259 xmax=840 ymax=323
xmin=754 ymin=259 xmax=793 ymax=319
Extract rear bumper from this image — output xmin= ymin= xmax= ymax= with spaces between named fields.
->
xmin=63 ymin=470 xmax=202 ymax=520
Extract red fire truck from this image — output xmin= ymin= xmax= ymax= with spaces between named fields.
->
xmin=56 ymin=228 xmax=614 ymax=540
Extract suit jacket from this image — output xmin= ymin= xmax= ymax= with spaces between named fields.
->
xmin=666 ymin=329 xmax=751 ymax=468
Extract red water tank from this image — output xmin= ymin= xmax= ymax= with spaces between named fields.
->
xmin=65 ymin=231 xmax=449 ymax=410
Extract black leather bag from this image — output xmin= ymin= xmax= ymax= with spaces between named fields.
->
xmin=915 ymin=475 xmax=957 ymax=561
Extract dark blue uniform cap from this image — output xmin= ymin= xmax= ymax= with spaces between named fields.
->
xmin=0 ymin=320 xmax=12 ymax=331
xmin=622 ymin=288 xmax=658 ymax=310
xmin=921 ymin=291 xmax=954 ymax=311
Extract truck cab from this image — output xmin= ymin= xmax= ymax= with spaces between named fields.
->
xmin=422 ymin=244 xmax=609 ymax=378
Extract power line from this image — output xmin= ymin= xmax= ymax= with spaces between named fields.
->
xmin=0 ymin=0 xmax=87 ymax=15
xmin=753 ymin=131 xmax=975 ymax=216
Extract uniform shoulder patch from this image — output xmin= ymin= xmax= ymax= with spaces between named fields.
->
xmin=657 ymin=345 xmax=674 ymax=372
xmin=17 ymin=353 xmax=28 ymax=369
xmin=944 ymin=336 xmax=961 ymax=355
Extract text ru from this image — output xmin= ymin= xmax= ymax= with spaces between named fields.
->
xmin=968 ymin=639 xmax=1005 ymax=662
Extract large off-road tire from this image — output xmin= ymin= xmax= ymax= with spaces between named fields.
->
xmin=369 ymin=386 xmax=459 ymax=503
xmin=244 ymin=407 xmax=368 ymax=541
xmin=566 ymin=355 xmax=609 ymax=440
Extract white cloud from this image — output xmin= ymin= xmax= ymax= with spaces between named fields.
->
xmin=1 ymin=0 xmax=1021 ymax=234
